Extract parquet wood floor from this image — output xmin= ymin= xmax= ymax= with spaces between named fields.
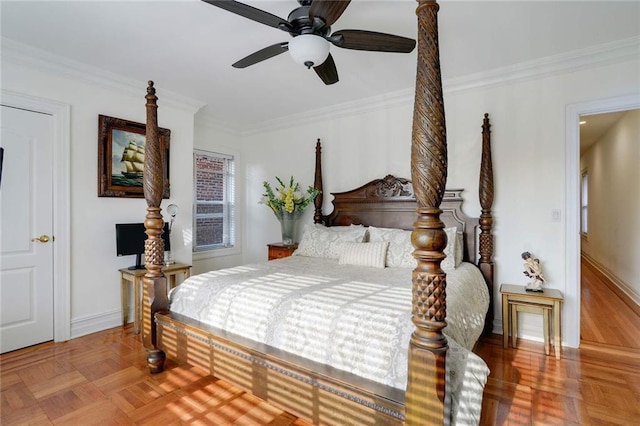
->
xmin=477 ymin=256 xmax=640 ymax=425
xmin=0 ymin=327 xmax=311 ymax=425
xmin=2 ymin=259 xmax=638 ymax=425
xmin=3 ymin=326 xmax=638 ymax=425
xmin=476 ymin=335 xmax=640 ymax=425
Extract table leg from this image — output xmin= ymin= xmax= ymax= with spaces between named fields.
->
xmin=502 ymin=294 xmax=509 ymax=348
xmin=121 ymin=276 xmax=128 ymax=327
xmin=543 ymin=308 xmax=550 ymax=355
xmin=554 ymin=300 xmax=562 ymax=359
xmin=134 ymin=276 xmax=141 ymax=335
xmin=511 ymin=303 xmax=518 ymax=349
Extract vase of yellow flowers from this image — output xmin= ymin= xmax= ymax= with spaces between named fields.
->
xmin=261 ymin=176 xmax=319 ymax=245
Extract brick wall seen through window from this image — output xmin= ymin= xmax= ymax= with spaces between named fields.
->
xmin=194 ymin=151 xmax=235 ymax=251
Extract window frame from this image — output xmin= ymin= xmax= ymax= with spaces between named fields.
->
xmin=580 ymin=170 xmax=588 ymax=237
xmin=192 ymin=149 xmax=237 ymax=255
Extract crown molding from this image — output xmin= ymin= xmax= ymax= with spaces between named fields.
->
xmin=244 ymin=36 xmax=640 ymax=135
xmin=443 ymin=35 xmax=640 ymax=94
xmin=1 ymin=37 xmax=206 ymax=114
xmin=195 ymin=106 xmax=244 ymax=136
xmin=3 ymin=34 xmax=637 ymax=133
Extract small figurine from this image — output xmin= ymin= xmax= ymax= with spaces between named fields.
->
xmin=522 ymin=251 xmax=545 ymax=292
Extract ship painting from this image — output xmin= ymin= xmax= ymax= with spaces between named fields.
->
xmin=99 ymin=115 xmax=169 ymax=198
xmin=109 ymin=128 xmax=147 ymax=188
xmin=120 ymin=140 xmax=145 ymax=178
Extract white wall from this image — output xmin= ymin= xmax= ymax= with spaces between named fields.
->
xmin=242 ymin=100 xmax=414 ymax=263
xmin=3 ymin=36 xmax=638 ymax=347
xmin=581 ymin=109 xmax=640 ymax=303
xmin=2 ymin=59 xmax=199 ymax=338
xmin=241 ymin=58 xmax=640 ymax=347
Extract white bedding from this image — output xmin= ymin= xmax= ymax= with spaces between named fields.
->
xmin=169 ymin=255 xmax=490 ymax=424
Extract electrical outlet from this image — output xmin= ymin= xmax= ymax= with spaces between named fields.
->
xmin=551 ymin=209 xmax=561 ymax=222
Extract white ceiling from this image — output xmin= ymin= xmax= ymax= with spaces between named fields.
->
xmin=580 ymin=110 xmax=630 ymax=155
xmin=2 ymin=1 xmax=639 ymax=129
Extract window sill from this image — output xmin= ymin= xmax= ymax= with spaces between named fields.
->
xmin=193 ymin=245 xmax=241 ymax=260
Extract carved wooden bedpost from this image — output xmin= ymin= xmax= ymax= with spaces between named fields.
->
xmin=405 ymin=1 xmax=448 ymax=424
xmin=142 ymin=81 xmax=169 ymax=373
xmin=479 ymin=113 xmax=495 ymax=335
xmin=313 ymin=139 xmax=324 ymax=224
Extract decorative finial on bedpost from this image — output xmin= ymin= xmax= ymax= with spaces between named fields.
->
xmin=479 ymin=113 xmax=495 ymax=335
xmin=406 ymin=0 xmax=448 ymax=424
xmin=142 ymin=80 xmax=168 ymax=374
xmin=313 ymin=139 xmax=324 ymax=224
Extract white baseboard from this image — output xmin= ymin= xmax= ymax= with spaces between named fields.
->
xmin=582 ymin=253 xmax=640 ymax=310
xmin=494 ymin=316 xmax=569 ymax=347
xmin=70 ymin=309 xmax=123 ymax=340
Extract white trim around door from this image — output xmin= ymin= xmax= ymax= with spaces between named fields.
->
xmin=1 ymin=90 xmax=71 ymax=343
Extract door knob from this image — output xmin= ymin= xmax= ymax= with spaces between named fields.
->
xmin=31 ymin=235 xmax=51 ymax=243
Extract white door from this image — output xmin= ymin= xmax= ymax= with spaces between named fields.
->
xmin=0 ymin=105 xmax=54 ymax=353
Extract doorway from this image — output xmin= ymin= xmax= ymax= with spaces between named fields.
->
xmin=578 ymin=108 xmax=640 ymax=349
xmin=0 ymin=91 xmax=71 ymax=352
xmin=565 ymin=94 xmax=640 ymax=349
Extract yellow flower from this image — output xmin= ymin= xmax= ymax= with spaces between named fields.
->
xmin=284 ymin=188 xmax=294 ymax=213
xmin=261 ymin=176 xmax=320 ymax=215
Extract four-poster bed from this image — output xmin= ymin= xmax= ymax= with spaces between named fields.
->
xmin=140 ymin=1 xmax=495 ymax=424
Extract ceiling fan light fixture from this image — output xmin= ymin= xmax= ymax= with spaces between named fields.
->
xmin=288 ymin=34 xmax=329 ymax=69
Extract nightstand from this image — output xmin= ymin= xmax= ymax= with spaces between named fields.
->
xmin=119 ymin=263 xmax=191 ymax=334
xmin=500 ymin=283 xmax=563 ymax=359
xmin=267 ymin=242 xmax=298 ymax=260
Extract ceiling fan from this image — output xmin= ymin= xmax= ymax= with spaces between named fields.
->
xmin=202 ymin=0 xmax=416 ymax=85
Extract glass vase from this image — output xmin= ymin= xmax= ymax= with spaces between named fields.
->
xmin=276 ymin=210 xmax=301 ymax=245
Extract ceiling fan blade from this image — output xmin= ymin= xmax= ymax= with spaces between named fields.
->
xmin=313 ymin=54 xmax=339 ymax=85
xmin=232 ymin=42 xmax=289 ymax=68
xmin=309 ymin=0 xmax=351 ymax=27
xmin=202 ymin=0 xmax=292 ymax=32
xmin=331 ymin=30 xmax=416 ymax=53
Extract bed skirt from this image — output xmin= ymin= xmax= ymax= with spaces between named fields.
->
xmin=157 ymin=312 xmax=405 ymax=425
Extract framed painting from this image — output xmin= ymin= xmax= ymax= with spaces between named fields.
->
xmin=97 ymin=114 xmax=170 ymax=198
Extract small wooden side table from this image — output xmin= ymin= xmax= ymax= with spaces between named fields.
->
xmin=119 ymin=262 xmax=191 ymax=334
xmin=500 ymin=283 xmax=563 ymax=359
xmin=267 ymin=242 xmax=298 ymax=260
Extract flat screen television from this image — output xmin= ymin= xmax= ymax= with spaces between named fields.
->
xmin=115 ymin=222 xmax=171 ymax=270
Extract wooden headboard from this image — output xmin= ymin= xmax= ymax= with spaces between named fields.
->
xmin=311 ymin=112 xmax=495 ymax=338
xmin=321 ymin=175 xmax=478 ymax=263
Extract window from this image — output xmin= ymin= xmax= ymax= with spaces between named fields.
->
xmin=193 ymin=150 xmax=235 ymax=251
xmin=581 ymin=171 xmax=588 ymax=236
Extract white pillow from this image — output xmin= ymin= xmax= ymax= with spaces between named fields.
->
xmin=368 ymin=226 xmax=415 ymax=268
xmin=442 ymin=227 xmax=458 ymax=271
xmin=338 ymin=242 xmax=389 ymax=268
xmin=455 ymin=231 xmax=464 ymax=266
xmin=368 ymin=226 xmax=462 ymax=270
xmin=294 ymin=224 xmax=367 ymax=259
xmin=326 ymin=224 xmax=364 ymax=231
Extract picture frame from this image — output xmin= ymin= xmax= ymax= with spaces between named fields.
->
xmin=97 ymin=114 xmax=170 ymax=198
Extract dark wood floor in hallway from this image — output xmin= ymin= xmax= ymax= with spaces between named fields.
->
xmin=580 ymin=257 xmax=640 ymax=349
